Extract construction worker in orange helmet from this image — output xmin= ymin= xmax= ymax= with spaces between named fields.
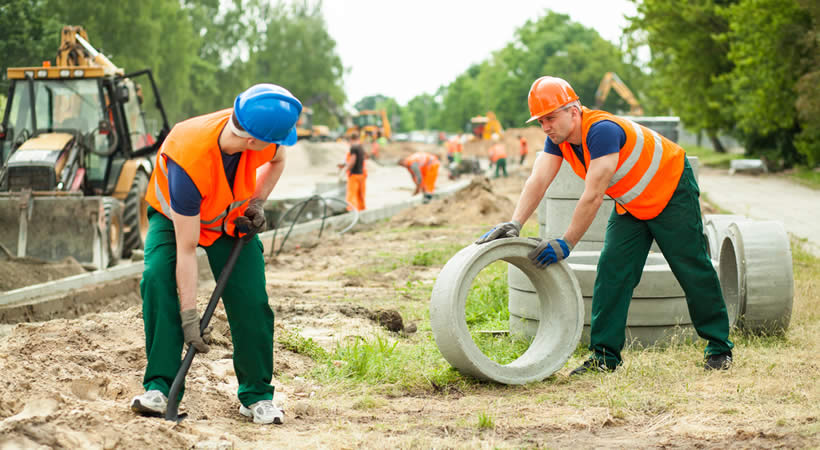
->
xmin=132 ymin=83 xmax=300 ymax=425
xmin=399 ymin=152 xmax=440 ymax=204
xmin=476 ymin=76 xmax=733 ymax=375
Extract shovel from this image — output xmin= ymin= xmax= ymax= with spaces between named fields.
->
xmin=164 ymin=233 xmax=248 ymax=422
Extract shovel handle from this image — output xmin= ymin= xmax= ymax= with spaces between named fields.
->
xmin=164 ymin=235 xmax=247 ymax=421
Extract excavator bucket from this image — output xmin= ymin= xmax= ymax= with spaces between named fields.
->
xmin=0 ymin=192 xmax=120 ymax=270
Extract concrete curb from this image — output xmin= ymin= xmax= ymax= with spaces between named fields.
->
xmin=430 ymin=237 xmax=583 ymax=384
xmin=0 ymin=178 xmax=474 ymax=310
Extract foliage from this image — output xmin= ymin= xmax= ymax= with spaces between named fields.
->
xmin=625 ymin=0 xmax=736 ymax=152
xmin=1 ymin=0 xmax=346 ymax=125
xmin=627 ymin=0 xmax=819 ymax=167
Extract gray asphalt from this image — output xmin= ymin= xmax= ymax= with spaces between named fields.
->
xmin=698 ymin=167 xmax=820 ymax=256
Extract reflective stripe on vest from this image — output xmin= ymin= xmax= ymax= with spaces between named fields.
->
xmin=558 ymin=108 xmax=684 ymax=220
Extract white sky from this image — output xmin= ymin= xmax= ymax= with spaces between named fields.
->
xmin=320 ymin=0 xmax=638 ymax=105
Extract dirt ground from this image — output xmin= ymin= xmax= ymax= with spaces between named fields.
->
xmin=0 ymin=134 xmax=816 ymax=448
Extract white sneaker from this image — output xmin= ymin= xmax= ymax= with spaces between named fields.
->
xmin=130 ymin=390 xmax=168 ymax=416
xmin=239 ymin=399 xmax=284 ymax=425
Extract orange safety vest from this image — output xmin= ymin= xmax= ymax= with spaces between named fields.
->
xmin=489 ymin=144 xmax=506 ymax=162
xmin=519 ymin=137 xmax=528 ymax=155
xmin=405 ymin=152 xmax=439 ymax=168
xmin=558 ymin=107 xmax=684 ymax=220
xmin=146 ymin=109 xmax=279 ymax=246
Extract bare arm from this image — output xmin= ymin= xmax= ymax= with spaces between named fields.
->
xmin=511 ymin=152 xmax=563 ymax=225
xmin=253 ymin=146 xmax=287 ymax=201
xmin=172 ymin=212 xmax=201 ymax=312
xmin=562 ymin=152 xmax=618 ymax=247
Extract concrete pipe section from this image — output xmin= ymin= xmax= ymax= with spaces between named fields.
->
xmin=430 ymin=237 xmax=584 ymax=385
xmin=719 ymin=220 xmax=794 ymax=334
xmin=508 ymin=251 xmax=717 ymax=347
xmin=703 ymin=214 xmax=749 ymax=260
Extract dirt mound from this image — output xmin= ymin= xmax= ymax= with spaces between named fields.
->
xmin=0 ymin=252 xmax=86 ymax=293
xmin=390 ymin=176 xmax=515 ymax=227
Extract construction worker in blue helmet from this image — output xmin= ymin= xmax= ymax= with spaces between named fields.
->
xmin=131 ymin=84 xmax=301 ymax=425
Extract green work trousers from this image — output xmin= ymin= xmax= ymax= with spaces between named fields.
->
xmin=140 ymin=207 xmax=274 ymax=407
xmin=590 ymin=159 xmax=733 ymax=368
xmin=494 ymin=158 xmax=508 ymax=178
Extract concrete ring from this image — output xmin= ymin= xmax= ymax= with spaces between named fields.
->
xmin=509 ymin=251 xmax=685 ymax=298
xmin=720 ymin=221 xmax=793 ymax=333
xmin=508 ymin=287 xmax=692 ymax=326
xmin=430 ymin=237 xmax=584 ymax=384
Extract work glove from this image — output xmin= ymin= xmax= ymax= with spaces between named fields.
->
xmin=180 ymin=308 xmax=211 ymax=353
xmin=234 ymin=198 xmax=265 ymax=235
xmin=528 ymin=238 xmax=573 ymax=269
xmin=475 ymin=220 xmax=522 ymax=244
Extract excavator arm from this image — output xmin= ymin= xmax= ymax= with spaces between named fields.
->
xmin=595 ymin=72 xmax=644 ymax=116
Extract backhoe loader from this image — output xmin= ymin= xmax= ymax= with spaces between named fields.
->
xmin=0 ymin=26 xmax=170 ymax=269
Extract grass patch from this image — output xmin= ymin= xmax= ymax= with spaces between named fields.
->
xmin=790 ymin=167 xmax=820 ymax=190
xmin=278 ymin=327 xmax=329 ymax=362
xmin=465 ymin=260 xmax=532 ymax=365
xmin=684 ymin=145 xmax=745 ymax=168
xmin=411 ymin=242 xmax=464 ymax=266
xmin=477 ymin=411 xmax=495 ymax=430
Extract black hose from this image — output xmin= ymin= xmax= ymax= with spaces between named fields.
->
xmin=268 ymin=195 xmax=355 ymax=257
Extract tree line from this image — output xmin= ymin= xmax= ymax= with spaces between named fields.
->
xmin=1 ymin=0 xmax=816 ymax=167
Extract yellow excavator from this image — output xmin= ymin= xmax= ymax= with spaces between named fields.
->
xmin=0 ymin=26 xmax=170 ymax=269
xmin=468 ymin=111 xmax=503 ymax=141
xmin=346 ymin=109 xmax=390 ymax=140
xmin=595 ymin=72 xmax=644 ymax=116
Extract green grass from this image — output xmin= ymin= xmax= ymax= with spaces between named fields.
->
xmin=477 ymin=411 xmax=495 ymax=430
xmin=411 ymin=242 xmax=464 ymax=266
xmin=685 ymin=145 xmax=745 ymax=168
xmin=790 ymin=167 xmax=820 ymax=190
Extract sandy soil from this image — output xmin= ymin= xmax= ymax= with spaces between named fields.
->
xmin=0 ymin=132 xmax=815 ymax=448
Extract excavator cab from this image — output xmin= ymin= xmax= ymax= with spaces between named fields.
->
xmin=0 ymin=26 xmax=169 ymax=269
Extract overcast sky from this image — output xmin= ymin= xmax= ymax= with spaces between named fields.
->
xmin=320 ymin=0 xmax=638 ymax=106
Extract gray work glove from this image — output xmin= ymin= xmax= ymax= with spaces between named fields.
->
xmin=234 ymin=198 xmax=266 ymax=235
xmin=528 ymin=238 xmax=573 ymax=269
xmin=180 ymin=308 xmax=211 ymax=353
xmin=475 ymin=220 xmax=522 ymax=244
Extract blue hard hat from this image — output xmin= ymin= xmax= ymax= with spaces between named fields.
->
xmin=233 ymin=84 xmax=303 ymax=145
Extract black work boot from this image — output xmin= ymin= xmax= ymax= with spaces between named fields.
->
xmin=569 ymin=358 xmax=615 ymax=376
xmin=704 ymin=353 xmax=733 ymax=370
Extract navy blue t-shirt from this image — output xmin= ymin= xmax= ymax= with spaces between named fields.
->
xmin=167 ymin=151 xmax=242 ymax=216
xmin=544 ymin=120 xmax=625 ymax=167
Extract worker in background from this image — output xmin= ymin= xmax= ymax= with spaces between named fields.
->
xmin=445 ymin=136 xmax=457 ymax=164
xmin=488 ymin=133 xmax=508 ymax=178
xmin=342 ymin=133 xmax=367 ymax=211
xmin=518 ymin=134 xmax=529 ymax=165
xmin=453 ymin=133 xmax=464 ymax=165
xmin=399 ymin=152 xmax=439 ymax=204
xmin=130 ymin=83 xmax=301 ymax=425
xmin=370 ymin=131 xmax=382 ymax=161
xmin=476 ymin=76 xmax=733 ymax=375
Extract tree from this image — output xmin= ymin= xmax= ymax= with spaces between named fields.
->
xmin=0 ymin=0 xmax=63 ymax=91
xmin=626 ymin=0 xmax=737 ymax=153
xmin=721 ymin=0 xmax=815 ymax=166
xmin=249 ymin=0 xmax=346 ymax=128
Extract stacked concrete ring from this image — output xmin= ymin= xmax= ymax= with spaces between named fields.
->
xmin=508 ymin=251 xmax=719 ymax=347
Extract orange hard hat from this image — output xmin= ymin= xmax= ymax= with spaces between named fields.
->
xmin=526 ymin=76 xmax=579 ymax=123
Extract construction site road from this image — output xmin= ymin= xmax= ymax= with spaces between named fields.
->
xmin=698 ymin=167 xmax=820 ymax=256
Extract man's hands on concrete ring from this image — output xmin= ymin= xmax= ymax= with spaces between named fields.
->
xmin=180 ymin=308 xmax=211 ymax=353
xmin=528 ymin=238 xmax=573 ymax=268
xmin=475 ymin=220 xmax=522 ymax=244
xmin=234 ymin=198 xmax=266 ymax=235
